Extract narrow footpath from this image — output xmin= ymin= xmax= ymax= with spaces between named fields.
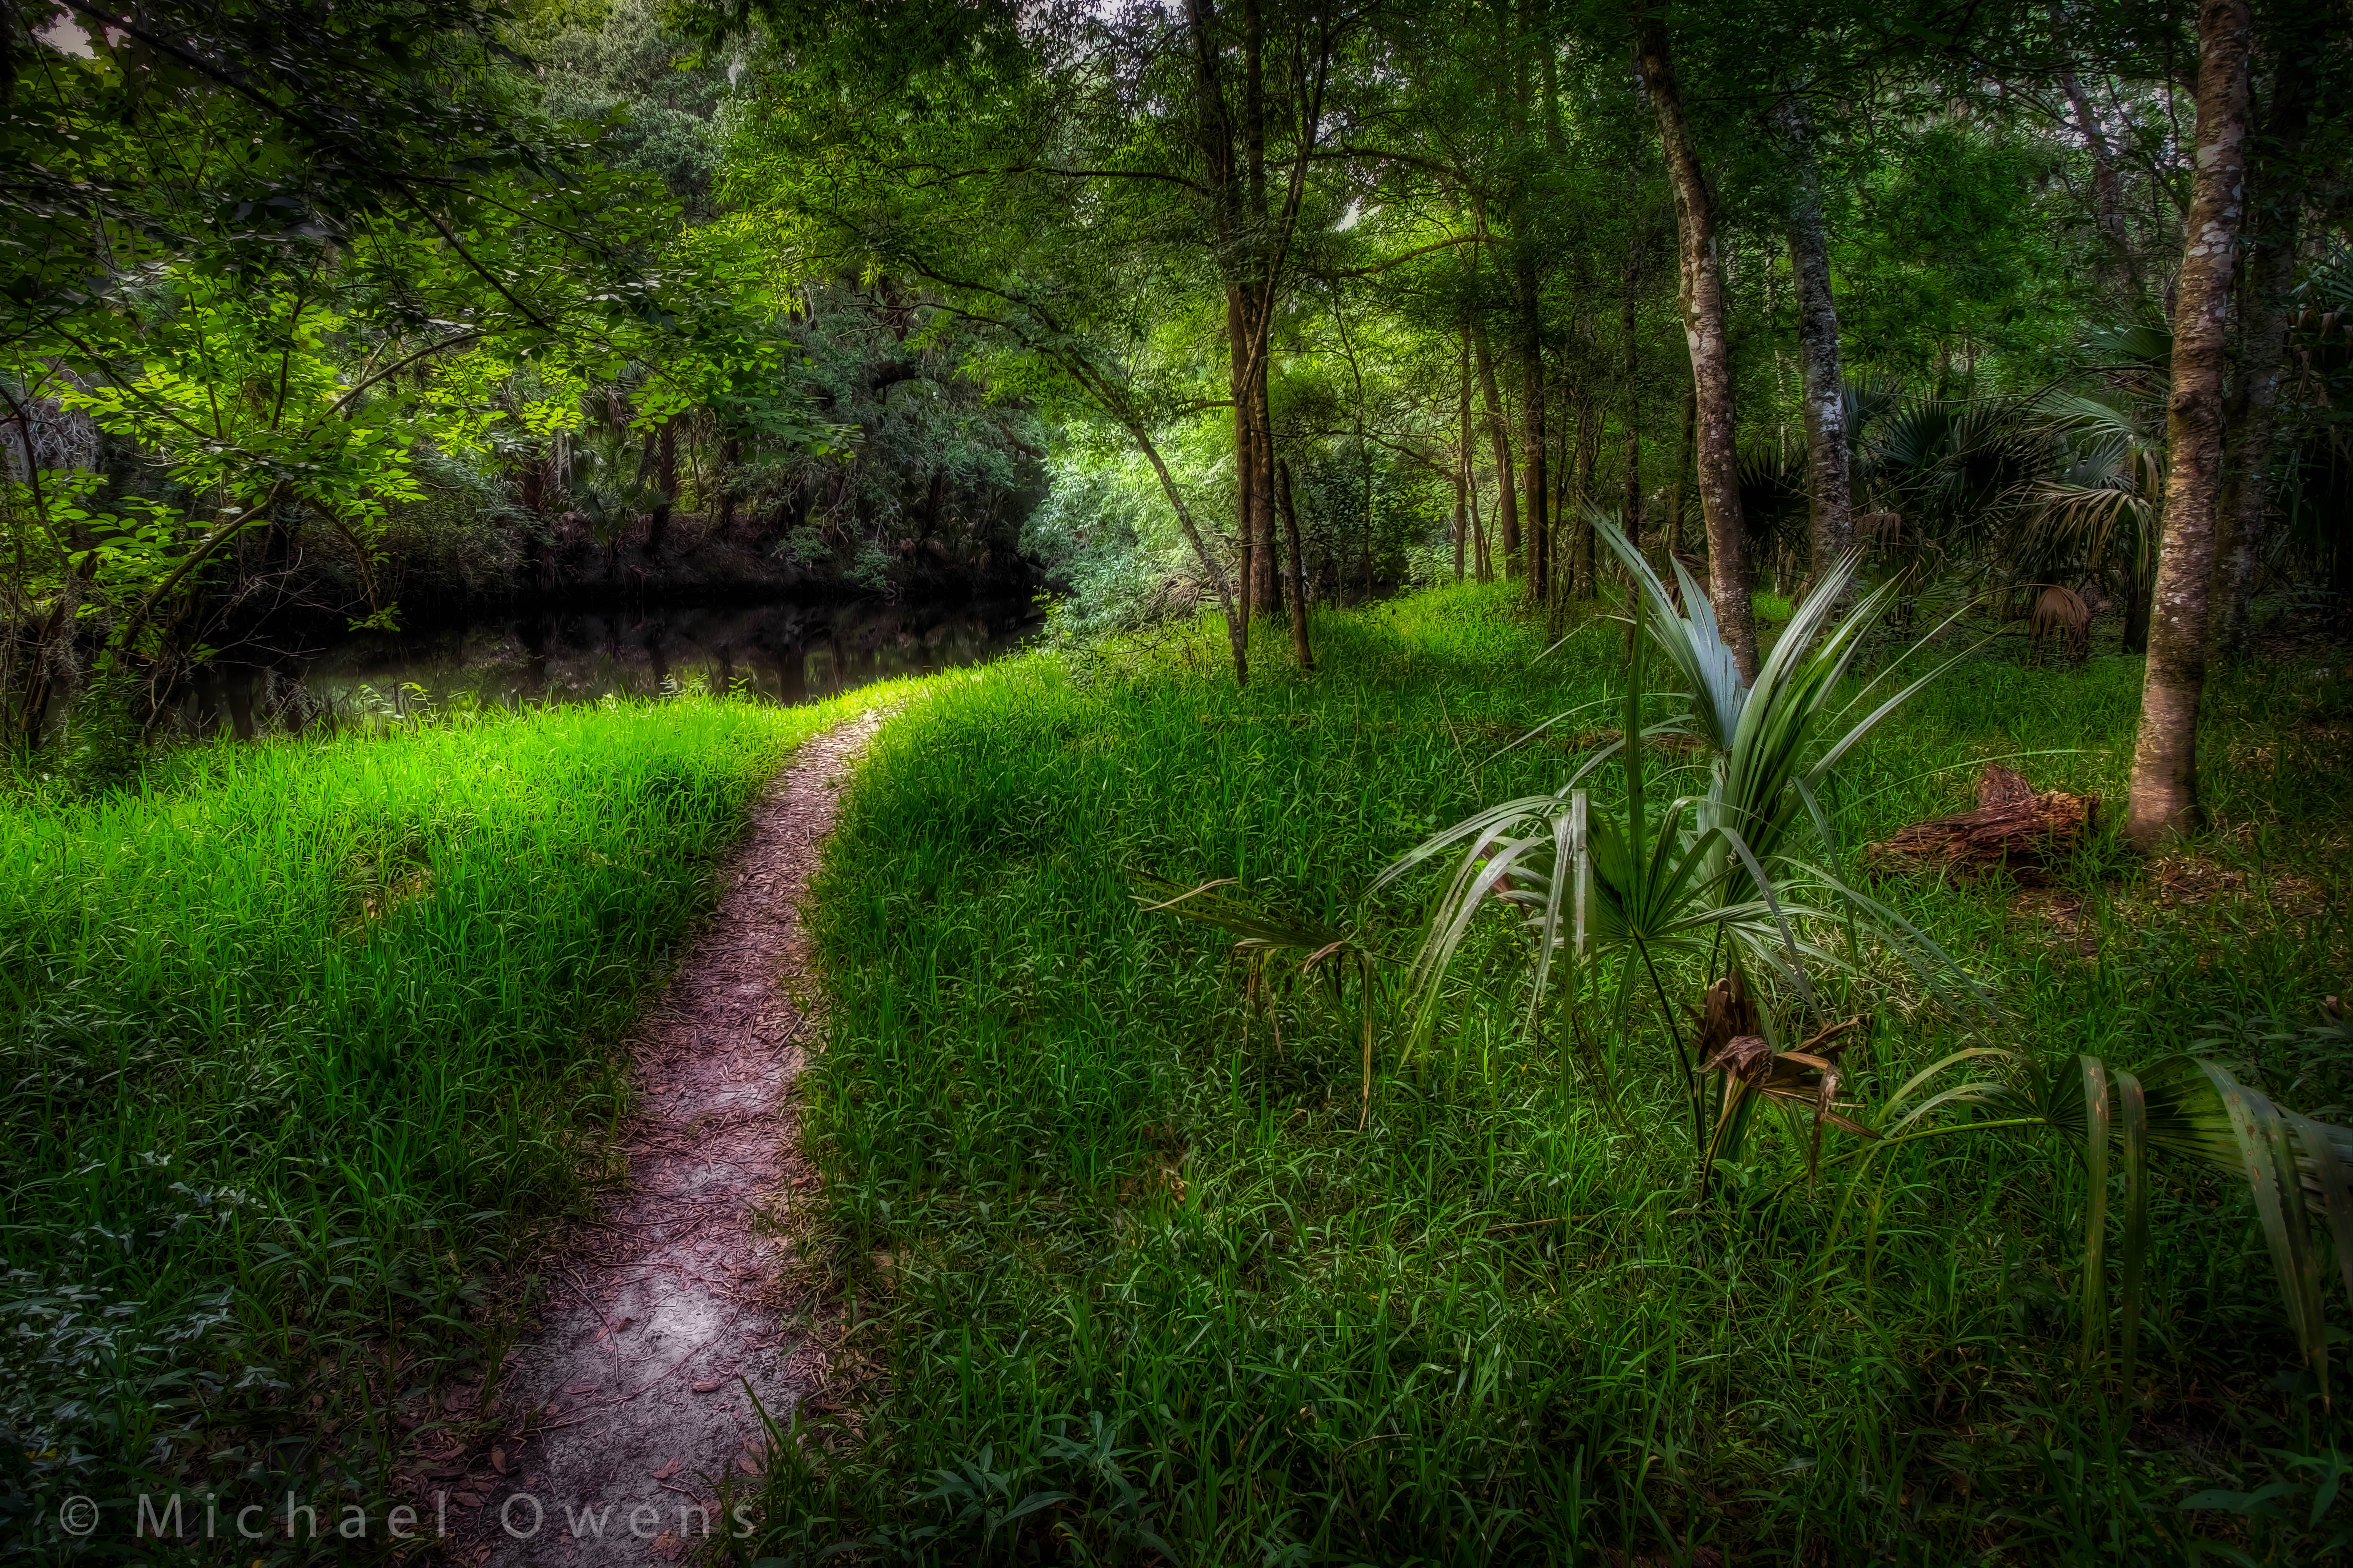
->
xmin=464 ymin=712 xmax=885 ymax=1564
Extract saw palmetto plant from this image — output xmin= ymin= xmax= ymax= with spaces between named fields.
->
xmin=2006 ymin=388 xmax=2166 ymax=644
xmin=1827 ymin=1046 xmax=2353 ymax=1398
xmin=1367 ymin=530 xmax=2353 ymax=1392
xmin=1137 ymin=542 xmax=2353 ymax=1398
xmin=1375 ymin=524 xmax=1977 ymax=1159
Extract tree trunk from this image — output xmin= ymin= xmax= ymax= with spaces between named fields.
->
xmin=1454 ymin=324 xmax=1472 ymax=581
xmin=2049 ymin=2 xmax=2135 ymax=296
xmin=2121 ymin=578 xmax=2152 ymax=656
xmin=2214 ymin=38 xmax=2317 ymax=658
xmin=1276 ymin=458 xmax=1315 ymax=669
xmin=1669 ymin=377 xmax=1696 ymax=557
xmin=1252 ymin=372 xmax=1280 ymax=616
xmin=1775 ymin=93 xmax=1853 ymax=600
xmin=2122 ymin=0 xmax=2253 ymax=852
xmin=1127 ymin=404 xmax=1248 ymax=686
xmin=1473 ymin=320 xmax=1520 ymax=579
xmin=1517 ymin=263 xmax=1550 ymax=600
xmin=1470 ymin=456 xmax=1490 ymax=582
xmin=1226 ymin=288 xmax=1260 ymax=638
xmin=1635 ymin=10 xmax=1758 ymax=678
xmin=716 ymin=436 xmax=741 ymax=532
xmin=1572 ymin=383 xmax=1599 ymax=594
xmin=1620 ymin=230 xmax=1643 ymax=556
xmin=1240 ymin=0 xmax=1282 ymax=619
xmin=1186 ymin=0 xmax=1265 ymax=656
xmin=644 ymin=422 xmax=676 ymax=559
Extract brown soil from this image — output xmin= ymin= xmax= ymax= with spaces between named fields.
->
xmin=441 ymin=712 xmax=885 ymax=1564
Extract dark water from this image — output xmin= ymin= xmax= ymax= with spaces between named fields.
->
xmin=174 ymin=596 xmax=1043 ymax=738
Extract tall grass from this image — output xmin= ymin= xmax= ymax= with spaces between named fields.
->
xmin=0 ymin=684 xmax=909 ymax=1552
xmin=765 ymin=584 xmax=2352 ymax=1564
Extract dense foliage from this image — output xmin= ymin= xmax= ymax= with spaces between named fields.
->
xmin=0 ymin=0 xmax=1045 ymax=759
xmin=5 ymin=0 xmax=2352 ymax=1562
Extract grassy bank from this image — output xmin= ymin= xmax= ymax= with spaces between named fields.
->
xmin=0 ymin=684 xmax=910 ymax=1553
xmin=766 ymin=584 xmax=2350 ymax=1565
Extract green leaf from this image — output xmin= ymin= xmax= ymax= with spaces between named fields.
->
xmin=2079 ymin=1055 xmax=2111 ymax=1370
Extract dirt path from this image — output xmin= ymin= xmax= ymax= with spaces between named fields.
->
xmin=465 ymin=713 xmax=884 ymax=1564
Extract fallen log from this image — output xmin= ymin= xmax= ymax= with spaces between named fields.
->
xmin=1864 ymin=764 xmax=2097 ymax=885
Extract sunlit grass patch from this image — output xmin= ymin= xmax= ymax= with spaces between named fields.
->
xmin=0 ymin=681 xmax=913 ymax=1518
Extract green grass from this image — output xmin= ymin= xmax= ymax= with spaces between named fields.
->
xmin=0 ymin=682 xmax=911 ymax=1552
xmin=761 ymin=583 xmax=2353 ymax=1565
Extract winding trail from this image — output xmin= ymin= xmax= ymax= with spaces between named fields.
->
xmin=468 ymin=712 xmax=884 ymax=1564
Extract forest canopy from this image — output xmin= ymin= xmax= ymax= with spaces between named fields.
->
xmin=4 ymin=0 xmax=2345 ymax=753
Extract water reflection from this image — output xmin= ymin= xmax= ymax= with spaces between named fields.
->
xmin=173 ymin=597 xmax=1040 ymax=738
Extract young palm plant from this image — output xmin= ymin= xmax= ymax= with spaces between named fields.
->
xmin=2008 ymin=388 xmax=2166 ymax=652
xmin=1378 ymin=524 xmax=1978 ymax=1170
xmin=1843 ymin=1046 xmax=2353 ymax=1398
xmin=1377 ymin=521 xmax=2353 ymax=1388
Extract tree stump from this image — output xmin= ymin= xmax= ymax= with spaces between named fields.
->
xmin=1864 ymin=764 xmax=2097 ymax=886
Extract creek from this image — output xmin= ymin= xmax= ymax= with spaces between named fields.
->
xmin=170 ymin=594 xmax=1042 ymax=739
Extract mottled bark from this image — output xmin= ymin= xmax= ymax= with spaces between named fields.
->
xmin=2215 ymin=40 xmax=2317 ymax=658
xmin=1635 ymin=9 xmax=1757 ymax=678
xmin=2123 ymin=0 xmax=2253 ymax=852
xmin=1470 ymin=454 xmax=1490 ymax=582
xmin=1240 ymin=0 xmax=1281 ymax=618
xmin=1473 ymin=320 xmax=1520 ymax=578
xmin=1774 ymin=94 xmax=1852 ymax=598
xmin=1668 ymin=376 xmax=1695 ymax=556
xmin=1226 ymin=290 xmax=1259 ymax=640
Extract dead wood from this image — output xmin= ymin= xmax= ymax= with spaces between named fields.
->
xmin=1865 ymin=764 xmax=2097 ymax=886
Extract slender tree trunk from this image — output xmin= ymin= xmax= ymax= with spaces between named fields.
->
xmin=2050 ymin=2 xmax=2136 ymax=296
xmin=1473 ymin=320 xmax=1520 ymax=578
xmin=2123 ymin=0 xmax=2253 ymax=851
xmin=645 ymin=420 xmax=673 ymax=562
xmin=1620 ymin=230 xmax=1643 ymax=554
xmin=1128 ymin=408 xmax=1248 ymax=685
xmin=1252 ymin=374 xmax=1280 ymax=616
xmin=2122 ymin=579 xmax=2152 ymax=655
xmin=1226 ymin=288 xmax=1261 ymax=636
xmin=1572 ymin=384 xmax=1599 ymax=594
xmin=1455 ymin=326 xmax=1472 ymax=581
xmin=1635 ymin=10 xmax=1758 ymax=678
xmin=2215 ymin=40 xmax=2317 ymax=658
xmin=715 ymin=436 xmax=741 ymax=532
xmin=1668 ymin=378 xmax=1696 ymax=558
xmin=1276 ymin=457 xmax=1315 ymax=670
xmin=1517 ymin=266 xmax=1550 ymax=601
xmin=1187 ymin=0 xmax=1267 ymax=650
xmin=1240 ymin=0 xmax=1283 ymax=618
xmin=1471 ymin=456 xmax=1490 ymax=582
xmin=1775 ymin=94 xmax=1853 ymax=600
